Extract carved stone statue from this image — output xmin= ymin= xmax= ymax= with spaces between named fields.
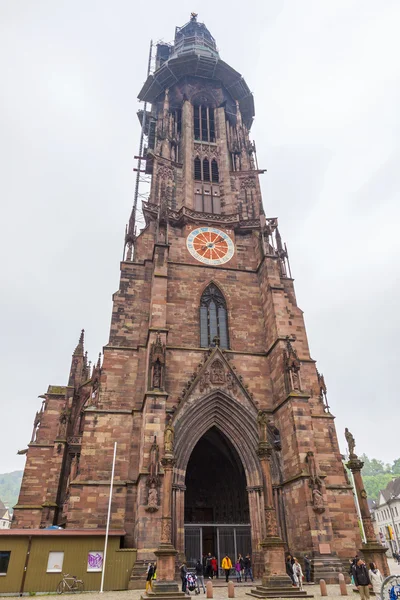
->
xmin=257 ymin=411 xmax=268 ymax=443
xmin=146 ymin=484 xmax=158 ymax=512
xmin=149 ymin=436 xmax=160 ymax=481
xmin=153 ymin=361 xmax=162 ymax=388
xmin=306 ymin=451 xmax=322 ymax=488
xmin=199 ymin=370 xmax=210 ymax=393
xmin=345 ymin=428 xmax=356 ymax=457
xmin=312 ymin=487 xmax=325 ymax=513
xmin=30 ymin=410 xmax=42 ymax=443
xmin=164 ymin=418 xmax=174 ymax=455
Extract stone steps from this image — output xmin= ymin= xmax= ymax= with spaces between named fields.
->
xmin=246 ymin=585 xmax=314 ymax=599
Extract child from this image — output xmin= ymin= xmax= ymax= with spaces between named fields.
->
xmin=235 ymin=559 xmax=242 ymax=583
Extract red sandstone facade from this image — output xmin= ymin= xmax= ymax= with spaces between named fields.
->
xmin=14 ymin=16 xmax=361 ymax=583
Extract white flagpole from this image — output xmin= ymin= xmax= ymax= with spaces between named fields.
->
xmin=100 ymin=442 xmax=117 ymax=593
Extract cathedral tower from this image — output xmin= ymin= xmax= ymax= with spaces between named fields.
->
xmin=14 ymin=15 xmax=361 ymax=584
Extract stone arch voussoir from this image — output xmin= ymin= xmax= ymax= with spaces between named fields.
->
xmin=173 ymin=389 xmax=262 ymax=488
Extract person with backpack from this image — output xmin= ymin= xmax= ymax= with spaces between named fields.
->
xmin=352 ymin=558 xmax=371 ymax=600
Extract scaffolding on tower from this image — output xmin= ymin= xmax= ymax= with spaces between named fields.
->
xmin=124 ymin=39 xmax=155 ymax=261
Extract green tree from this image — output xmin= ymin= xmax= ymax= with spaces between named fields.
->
xmin=392 ymin=458 xmax=400 ymax=474
xmin=359 ymin=454 xmax=388 ymax=476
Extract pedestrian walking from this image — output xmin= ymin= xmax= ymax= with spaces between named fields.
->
xmin=244 ymin=554 xmax=254 ymax=582
xmin=293 ymin=558 xmax=304 ymax=591
xmin=195 ymin=559 xmax=206 ymax=594
xmin=238 ymin=554 xmax=245 ymax=580
xmin=286 ymin=554 xmax=295 ymax=586
xmin=352 ymin=558 xmax=371 ymax=600
xmin=235 ymin=559 xmax=242 ymax=583
xmin=368 ymin=562 xmax=383 ymax=600
xmin=180 ymin=562 xmax=189 ymax=595
xmin=221 ymin=555 xmax=232 ymax=583
xmin=146 ymin=562 xmax=155 ymax=593
xmin=205 ymin=553 xmax=213 ymax=578
xmin=304 ymin=555 xmax=311 ymax=583
xmin=211 ymin=556 xmax=218 ymax=579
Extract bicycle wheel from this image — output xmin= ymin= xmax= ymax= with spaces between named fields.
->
xmin=75 ymin=581 xmax=84 ymax=593
xmin=57 ymin=580 xmax=66 ymax=594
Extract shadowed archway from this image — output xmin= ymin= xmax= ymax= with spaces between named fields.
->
xmin=171 ymin=389 xmax=265 ymax=572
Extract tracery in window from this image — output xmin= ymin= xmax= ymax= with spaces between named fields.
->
xmin=200 ymin=283 xmax=229 ymax=349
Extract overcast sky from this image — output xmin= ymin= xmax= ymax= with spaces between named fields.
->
xmin=1 ymin=0 xmax=399 ymax=474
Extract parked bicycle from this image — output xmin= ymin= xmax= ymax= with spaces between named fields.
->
xmin=56 ymin=573 xmax=84 ymax=594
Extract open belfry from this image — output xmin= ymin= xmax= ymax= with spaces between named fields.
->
xmin=14 ymin=14 xmax=362 ymax=589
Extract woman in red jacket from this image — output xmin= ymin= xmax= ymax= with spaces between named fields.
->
xmin=211 ymin=557 xmax=218 ymax=579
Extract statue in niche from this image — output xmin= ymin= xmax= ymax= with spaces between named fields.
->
xmin=312 ymin=487 xmax=325 ymax=513
xmin=210 ymin=359 xmax=225 ymax=385
xmin=164 ymin=417 xmax=174 ymax=455
xmin=58 ymin=402 xmax=70 ymax=438
xmin=284 ymin=336 xmax=302 ymax=392
xmin=257 ymin=411 xmax=268 ymax=442
xmin=149 ymin=436 xmax=160 ymax=481
xmin=345 ymin=428 xmax=357 ymax=457
xmin=153 ymin=361 xmax=162 ymax=388
xmin=149 ymin=333 xmax=165 ymax=391
xmin=146 ymin=483 xmax=159 ymax=512
xmin=306 ymin=451 xmax=323 ymax=488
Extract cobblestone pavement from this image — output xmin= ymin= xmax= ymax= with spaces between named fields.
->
xmin=2 ymin=558 xmax=399 ymax=599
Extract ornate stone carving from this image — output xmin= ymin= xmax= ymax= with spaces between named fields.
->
xmin=284 ymin=336 xmax=302 ymax=392
xmin=312 ymin=487 xmax=325 ymax=513
xmin=226 ymin=371 xmax=237 ymax=393
xmin=158 ymin=165 xmax=174 ymax=180
xmin=199 ymin=369 xmax=210 ymax=393
xmin=317 ymin=370 xmax=329 ymax=411
xmin=210 ymin=359 xmax=225 ymax=384
xmin=240 ymin=176 xmax=257 ymax=189
xmin=161 ymin=517 xmax=172 ymax=543
xmin=265 ymin=506 xmax=279 ymax=536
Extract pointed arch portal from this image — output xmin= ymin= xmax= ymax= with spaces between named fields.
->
xmin=172 ymin=389 xmax=265 ymax=572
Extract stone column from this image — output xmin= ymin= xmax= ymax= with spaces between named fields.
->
xmin=153 ymin=456 xmax=181 ymax=595
xmin=346 ymin=455 xmax=390 ymax=576
xmin=257 ymin=441 xmax=292 ymax=588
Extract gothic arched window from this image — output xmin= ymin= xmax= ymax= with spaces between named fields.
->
xmin=211 ymin=159 xmax=219 ymax=182
xmin=194 ymin=156 xmax=202 ymax=180
xmin=200 ymin=284 xmax=229 ymax=349
xmin=203 ymin=158 xmax=210 ymax=181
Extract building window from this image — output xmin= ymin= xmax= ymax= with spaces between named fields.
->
xmin=193 ymin=105 xmax=215 ymax=142
xmin=87 ymin=551 xmax=103 ymax=572
xmin=0 ymin=551 xmax=11 ymax=575
xmin=200 ymin=283 xmax=229 ymax=349
xmin=47 ymin=551 xmax=64 ymax=573
xmin=194 ymin=157 xmax=202 ymax=180
xmin=211 ymin=159 xmax=219 ymax=182
xmin=203 ymin=158 xmax=210 ymax=181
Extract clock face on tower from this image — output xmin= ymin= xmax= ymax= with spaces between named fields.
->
xmin=186 ymin=227 xmax=235 ymax=265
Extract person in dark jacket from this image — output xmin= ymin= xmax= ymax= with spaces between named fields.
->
xmin=352 ymin=558 xmax=371 ymax=600
xmin=244 ymin=554 xmax=254 ymax=582
xmin=180 ymin=562 xmax=189 ymax=595
xmin=286 ymin=554 xmax=295 ymax=586
xmin=304 ymin=555 xmax=311 ymax=583
xmin=196 ymin=560 xmax=206 ymax=594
